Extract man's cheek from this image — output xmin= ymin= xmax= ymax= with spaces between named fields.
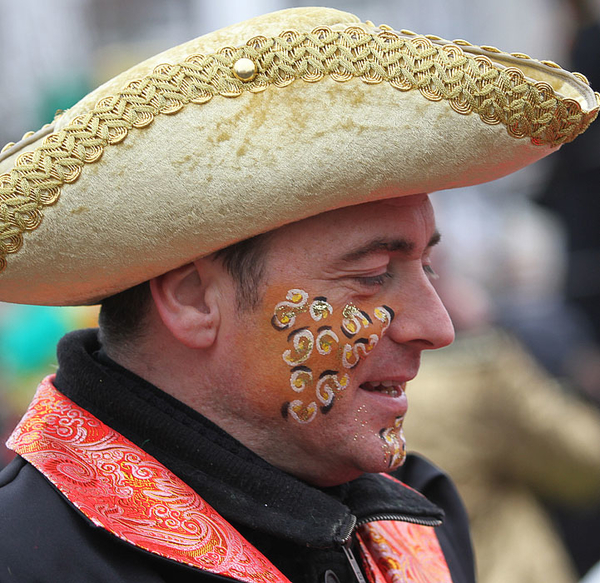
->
xmin=264 ymin=287 xmax=396 ymax=424
xmin=283 ymin=333 xmax=351 ymax=424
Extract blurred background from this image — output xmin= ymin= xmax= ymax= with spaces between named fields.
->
xmin=1 ymin=1 xmax=599 ymax=581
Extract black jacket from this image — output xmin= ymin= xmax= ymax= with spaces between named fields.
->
xmin=0 ymin=330 xmax=475 ymax=582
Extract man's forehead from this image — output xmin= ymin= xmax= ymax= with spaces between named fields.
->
xmin=338 ymin=193 xmax=434 ymax=220
xmin=281 ymin=192 xmax=433 ymax=230
xmin=331 ymin=193 xmax=431 ymax=214
xmin=264 ymin=193 xmax=438 ymax=265
xmin=379 ymin=193 xmax=430 ymax=208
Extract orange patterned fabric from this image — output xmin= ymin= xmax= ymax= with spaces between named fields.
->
xmin=7 ymin=377 xmax=290 ymax=583
xmin=357 ymin=521 xmax=452 ymax=583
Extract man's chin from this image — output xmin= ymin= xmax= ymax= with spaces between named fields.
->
xmin=295 ymin=451 xmax=408 ymax=487
xmin=352 ymin=448 xmax=408 ymax=477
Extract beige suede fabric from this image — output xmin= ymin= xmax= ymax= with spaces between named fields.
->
xmin=0 ymin=7 xmax=598 ymax=305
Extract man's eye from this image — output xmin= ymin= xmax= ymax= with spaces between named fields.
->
xmin=355 ymin=272 xmax=393 ymax=287
xmin=424 ymin=264 xmax=439 ymax=280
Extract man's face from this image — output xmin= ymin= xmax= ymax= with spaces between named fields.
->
xmin=212 ymin=193 xmax=454 ymax=486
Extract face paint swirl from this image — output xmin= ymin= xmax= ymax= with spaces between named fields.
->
xmin=380 ymin=416 xmax=406 ymax=470
xmin=271 ymin=288 xmax=394 ymax=424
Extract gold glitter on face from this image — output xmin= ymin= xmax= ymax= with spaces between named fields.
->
xmin=379 ymin=416 xmax=406 ymax=469
xmin=342 ymin=303 xmax=359 ymax=319
xmin=353 ymin=404 xmax=370 ymax=442
xmin=267 ymin=288 xmax=395 ymax=424
xmin=272 ymin=289 xmax=309 ymax=330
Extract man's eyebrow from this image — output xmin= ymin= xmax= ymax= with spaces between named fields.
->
xmin=428 ymin=230 xmax=441 ymax=248
xmin=340 ymin=231 xmax=441 ymax=262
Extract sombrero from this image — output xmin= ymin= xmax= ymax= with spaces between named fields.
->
xmin=0 ymin=7 xmax=597 ymax=305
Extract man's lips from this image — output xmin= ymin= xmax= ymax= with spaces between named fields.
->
xmin=359 ymin=380 xmax=407 ymax=398
xmin=358 ymin=380 xmax=409 ymax=416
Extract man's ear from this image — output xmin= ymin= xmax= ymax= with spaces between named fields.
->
xmin=149 ymin=260 xmax=220 ymax=349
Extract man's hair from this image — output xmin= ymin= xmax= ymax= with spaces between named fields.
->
xmin=98 ymin=233 xmax=272 ymax=350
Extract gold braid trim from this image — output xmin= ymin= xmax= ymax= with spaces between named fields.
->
xmin=0 ymin=26 xmax=598 ymax=273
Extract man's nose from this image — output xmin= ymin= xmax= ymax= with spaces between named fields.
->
xmin=385 ymin=278 xmax=455 ymax=350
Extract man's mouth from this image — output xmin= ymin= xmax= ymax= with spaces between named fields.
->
xmin=359 ymin=381 xmax=406 ymax=397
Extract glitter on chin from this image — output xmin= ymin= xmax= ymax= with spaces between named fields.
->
xmin=379 ymin=417 xmax=407 ymax=469
xmin=353 ymin=404 xmax=370 ymax=442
